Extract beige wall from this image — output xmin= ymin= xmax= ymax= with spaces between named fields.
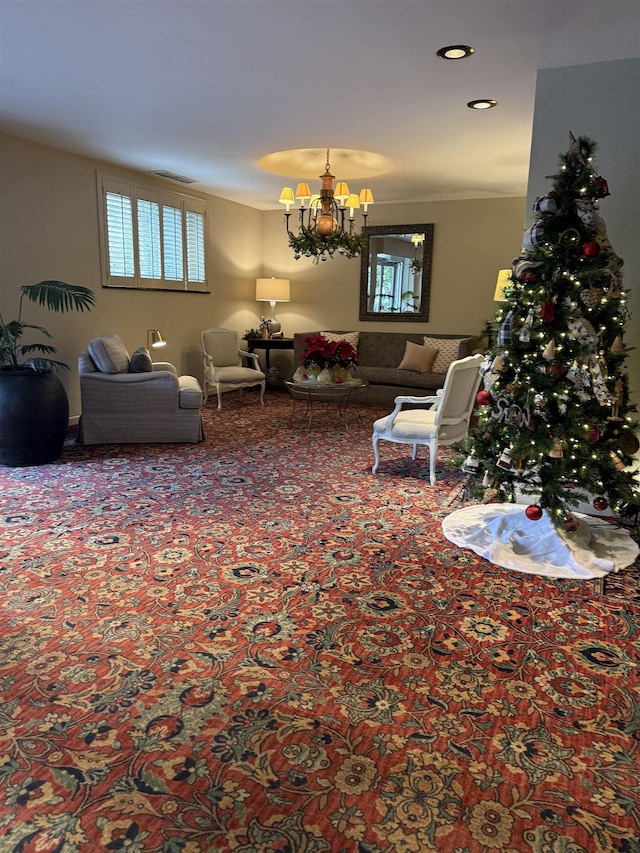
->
xmin=261 ymin=198 xmax=526 ymax=344
xmin=1 ymin=131 xmax=525 ymax=421
xmin=0 ymin=133 xmax=263 ymax=419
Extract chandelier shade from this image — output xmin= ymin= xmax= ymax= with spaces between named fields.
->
xmin=278 ymin=149 xmax=375 ymax=263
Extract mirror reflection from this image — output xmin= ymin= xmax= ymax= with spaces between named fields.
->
xmin=360 ymin=224 xmax=433 ymax=322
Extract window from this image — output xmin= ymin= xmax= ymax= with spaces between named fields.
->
xmin=98 ymin=174 xmax=209 ymax=291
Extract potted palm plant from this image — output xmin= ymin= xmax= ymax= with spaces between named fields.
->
xmin=0 ymin=280 xmax=95 ymax=466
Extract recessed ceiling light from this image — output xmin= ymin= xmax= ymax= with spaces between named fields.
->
xmin=437 ymin=45 xmax=474 ymax=60
xmin=467 ymin=99 xmax=497 ymax=110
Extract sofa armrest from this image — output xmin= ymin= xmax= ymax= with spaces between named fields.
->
xmin=152 ymin=361 xmax=178 ymax=376
xmin=178 ymin=375 xmax=203 ymax=409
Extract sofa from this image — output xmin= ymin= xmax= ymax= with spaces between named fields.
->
xmin=78 ymin=332 xmax=204 ymax=444
xmin=292 ymin=330 xmax=485 ymax=406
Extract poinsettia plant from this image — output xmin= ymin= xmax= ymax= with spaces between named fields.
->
xmin=300 ymin=334 xmax=360 ymax=369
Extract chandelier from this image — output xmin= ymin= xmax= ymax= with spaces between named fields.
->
xmin=278 ymin=149 xmax=374 ymax=263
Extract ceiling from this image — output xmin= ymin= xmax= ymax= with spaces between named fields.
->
xmin=1 ymin=0 xmax=638 ymax=211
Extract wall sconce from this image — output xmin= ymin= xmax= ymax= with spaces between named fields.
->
xmin=255 ymin=278 xmax=290 ymax=334
xmin=147 ymin=329 xmax=167 ymax=352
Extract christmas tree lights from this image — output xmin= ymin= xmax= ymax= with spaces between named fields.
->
xmin=463 ymin=134 xmax=639 ymax=530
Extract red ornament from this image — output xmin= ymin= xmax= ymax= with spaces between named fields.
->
xmin=546 ymin=365 xmax=565 ymax=378
xmin=518 ymin=272 xmax=536 ymax=283
xmin=595 ymin=176 xmax=610 ymax=198
xmin=540 ymin=298 xmax=555 ymax=323
xmin=592 ymin=496 xmax=608 ymax=512
xmin=525 ymin=505 xmax=543 ymax=521
xmin=334 ymin=376 xmax=344 ymax=384
xmin=582 ymin=241 xmax=600 ymax=257
xmin=475 ymin=390 xmax=493 ymax=406
xmin=587 ymin=425 xmax=601 ymax=442
xmin=564 ymin=515 xmax=579 ymax=533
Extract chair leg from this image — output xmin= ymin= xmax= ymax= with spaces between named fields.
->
xmin=217 ymin=386 xmax=223 ymax=410
xmin=412 ymin=443 xmax=418 ymax=461
xmin=372 ymin=434 xmax=381 ymax=473
xmin=259 ymin=382 xmax=265 ymax=406
xmin=429 ymin=439 xmax=438 ymax=485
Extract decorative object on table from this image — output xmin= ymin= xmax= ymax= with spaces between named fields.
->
xmin=269 ymin=148 xmax=379 ymax=263
xmin=0 ymin=279 xmax=95 ymax=466
xmin=459 ymin=134 xmax=639 ymax=534
xmin=259 ymin=319 xmax=271 ymax=339
xmin=201 ymin=327 xmax=266 ymax=410
xmin=293 ymin=333 xmax=360 ymax=385
xmin=255 ymin=278 xmax=290 ymax=334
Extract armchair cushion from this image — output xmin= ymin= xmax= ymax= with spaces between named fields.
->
xmin=88 ymin=332 xmax=130 ymax=374
xmin=129 ymin=347 xmax=153 ymax=373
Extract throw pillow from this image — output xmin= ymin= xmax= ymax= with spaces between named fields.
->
xmin=398 ymin=341 xmax=439 ymax=373
xmin=88 ymin=332 xmax=130 ymax=374
xmin=423 ymin=336 xmax=463 ymax=374
xmin=129 ymin=346 xmax=153 ymax=373
xmin=320 ymin=331 xmax=360 ymax=350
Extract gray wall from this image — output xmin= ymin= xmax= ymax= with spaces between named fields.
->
xmin=527 ymin=57 xmax=640 ymax=401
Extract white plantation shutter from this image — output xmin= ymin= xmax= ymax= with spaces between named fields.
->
xmin=137 ymin=199 xmax=162 ymax=280
xmin=162 ymin=205 xmax=184 ymax=281
xmin=98 ymin=173 xmax=209 ymax=291
xmin=105 ymin=191 xmax=135 ymax=277
xmin=186 ymin=209 xmax=205 ymax=284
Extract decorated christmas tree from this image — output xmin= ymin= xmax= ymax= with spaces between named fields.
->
xmin=464 ymin=134 xmax=639 ymax=531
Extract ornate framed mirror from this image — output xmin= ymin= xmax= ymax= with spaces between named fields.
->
xmin=359 ymin=224 xmax=433 ymax=322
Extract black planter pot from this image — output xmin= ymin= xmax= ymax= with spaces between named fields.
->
xmin=0 ymin=369 xmax=70 ymax=466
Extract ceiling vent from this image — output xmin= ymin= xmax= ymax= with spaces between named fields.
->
xmin=150 ymin=170 xmax=198 ymax=184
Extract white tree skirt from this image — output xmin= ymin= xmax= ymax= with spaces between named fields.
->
xmin=442 ymin=504 xmax=639 ymax=579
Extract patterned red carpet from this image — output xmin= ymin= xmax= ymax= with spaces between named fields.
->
xmin=1 ymin=394 xmax=639 ymax=852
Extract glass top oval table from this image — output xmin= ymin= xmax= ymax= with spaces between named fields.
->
xmin=285 ymin=379 xmax=369 ymax=430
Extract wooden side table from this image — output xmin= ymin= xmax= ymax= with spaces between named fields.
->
xmin=245 ymin=338 xmax=294 ymax=386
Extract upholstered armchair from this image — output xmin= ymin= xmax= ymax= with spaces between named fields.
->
xmin=201 ymin=328 xmax=266 ymax=409
xmin=372 ymin=354 xmax=484 ymax=484
xmin=78 ymin=333 xmax=204 ymax=445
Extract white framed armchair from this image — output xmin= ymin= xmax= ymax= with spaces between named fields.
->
xmin=201 ymin=328 xmax=266 ymax=410
xmin=372 ymin=354 xmax=484 ymax=484
xmin=78 ymin=333 xmax=204 ymax=445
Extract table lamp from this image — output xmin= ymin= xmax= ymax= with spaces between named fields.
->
xmin=494 ymin=270 xmax=512 ymax=302
xmin=255 ymin=278 xmax=290 ymax=335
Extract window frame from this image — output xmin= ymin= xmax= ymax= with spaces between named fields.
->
xmin=97 ymin=172 xmax=209 ymax=292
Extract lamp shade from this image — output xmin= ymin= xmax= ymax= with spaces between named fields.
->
xmin=279 ymin=187 xmax=295 ymax=210
xmin=494 ymin=269 xmax=512 ymax=301
xmin=346 ymin=194 xmax=360 ymax=213
xmin=256 ymin=278 xmax=290 ymax=303
xmin=334 ymin=181 xmax=350 ymax=203
xmin=147 ymin=329 xmax=166 ymax=350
